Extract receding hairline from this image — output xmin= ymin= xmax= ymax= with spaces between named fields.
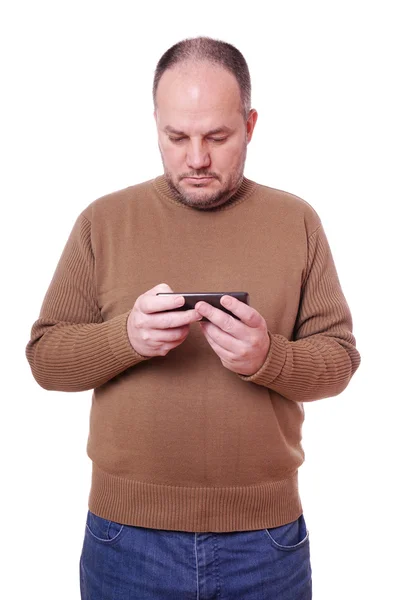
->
xmin=154 ymin=60 xmax=243 ymax=108
xmin=152 ymin=37 xmax=252 ymax=117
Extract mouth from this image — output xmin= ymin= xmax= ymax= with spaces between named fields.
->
xmin=182 ymin=177 xmax=215 ymax=184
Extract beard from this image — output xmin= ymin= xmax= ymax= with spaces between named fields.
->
xmin=161 ymin=145 xmax=248 ymax=210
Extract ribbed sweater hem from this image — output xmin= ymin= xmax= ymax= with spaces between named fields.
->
xmin=88 ymin=463 xmax=303 ymax=532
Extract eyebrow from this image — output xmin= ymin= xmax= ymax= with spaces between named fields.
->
xmin=164 ymin=126 xmax=234 ymax=136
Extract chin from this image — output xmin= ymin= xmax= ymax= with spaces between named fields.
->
xmin=177 ymin=186 xmax=229 ymax=209
xmin=166 ymin=178 xmax=219 ymax=207
xmin=164 ymin=167 xmax=242 ymax=209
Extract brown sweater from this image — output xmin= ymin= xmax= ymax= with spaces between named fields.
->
xmin=26 ymin=176 xmax=360 ymax=532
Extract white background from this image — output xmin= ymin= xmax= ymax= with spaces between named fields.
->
xmin=1 ymin=1 xmax=399 ymax=598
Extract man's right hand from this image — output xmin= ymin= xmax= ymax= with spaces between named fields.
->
xmin=127 ymin=283 xmax=202 ymax=357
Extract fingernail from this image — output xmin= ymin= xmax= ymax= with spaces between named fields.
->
xmin=196 ymin=301 xmax=208 ymax=313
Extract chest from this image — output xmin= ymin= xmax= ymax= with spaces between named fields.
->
xmin=93 ymin=206 xmax=306 ymax=335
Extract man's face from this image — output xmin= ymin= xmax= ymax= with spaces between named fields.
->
xmin=154 ymin=61 xmax=257 ymax=209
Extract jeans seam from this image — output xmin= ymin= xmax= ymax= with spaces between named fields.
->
xmin=212 ymin=534 xmax=222 ymax=599
xmin=263 ymin=527 xmax=310 ymax=551
xmin=194 ymin=533 xmax=200 ymax=600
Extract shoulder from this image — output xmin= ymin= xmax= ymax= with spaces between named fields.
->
xmin=251 ymin=181 xmax=321 ymax=236
xmin=80 ymin=178 xmax=155 ymax=222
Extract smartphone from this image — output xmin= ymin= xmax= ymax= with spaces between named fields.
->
xmin=156 ymin=292 xmax=249 ymax=320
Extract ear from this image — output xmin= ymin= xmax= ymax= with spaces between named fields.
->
xmin=246 ymin=109 xmax=258 ymax=143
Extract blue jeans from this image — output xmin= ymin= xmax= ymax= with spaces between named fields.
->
xmin=79 ymin=510 xmax=312 ymax=599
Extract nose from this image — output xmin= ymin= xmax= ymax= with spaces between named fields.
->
xmin=186 ymin=140 xmax=211 ymax=170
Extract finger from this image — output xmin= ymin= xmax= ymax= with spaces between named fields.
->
xmin=195 ymin=301 xmax=243 ymax=336
xmin=144 ymin=325 xmax=190 ymax=344
xmin=140 ymin=292 xmax=185 ymax=314
xmin=136 ymin=308 xmax=202 ymax=330
xmin=200 ymin=321 xmax=242 ymax=353
xmin=220 ymin=295 xmax=264 ymax=328
xmin=199 ymin=322 xmax=235 ymax=360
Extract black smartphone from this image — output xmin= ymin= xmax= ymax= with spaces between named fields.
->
xmin=156 ymin=292 xmax=249 ymax=320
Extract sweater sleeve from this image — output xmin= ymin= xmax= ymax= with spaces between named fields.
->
xmin=26 ymin=213 xmax=148 ymax=392
xmin=239 ymin=224 xmax=361 ymax=401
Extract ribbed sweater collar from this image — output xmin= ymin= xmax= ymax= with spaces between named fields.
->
xmin=152 ymin=175 xmax=257 ymax=212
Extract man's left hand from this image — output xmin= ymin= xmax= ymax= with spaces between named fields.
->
xmin=195 ymin=295 xmax=270 ymax=376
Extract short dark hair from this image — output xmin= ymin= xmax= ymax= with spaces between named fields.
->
xmin=153 ymin=36 xmax=251 ymax=117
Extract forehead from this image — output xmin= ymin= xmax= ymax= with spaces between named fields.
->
xmin=155 ymin=62 xmax=243 ymax=130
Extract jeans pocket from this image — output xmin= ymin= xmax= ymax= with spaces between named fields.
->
xmin=264 ymin=514 xmax=309 ymax=551
xmin=85 ymin=510 xmax=126 ymax=544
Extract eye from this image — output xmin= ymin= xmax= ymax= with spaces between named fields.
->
xmin=168 ymin=136 xmax=186 ymax=143
xmin=208 ymin=137 xmax=228 ymax=143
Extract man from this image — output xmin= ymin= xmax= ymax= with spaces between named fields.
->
xmin=26 ymin=37 xmax=360 ymax=599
